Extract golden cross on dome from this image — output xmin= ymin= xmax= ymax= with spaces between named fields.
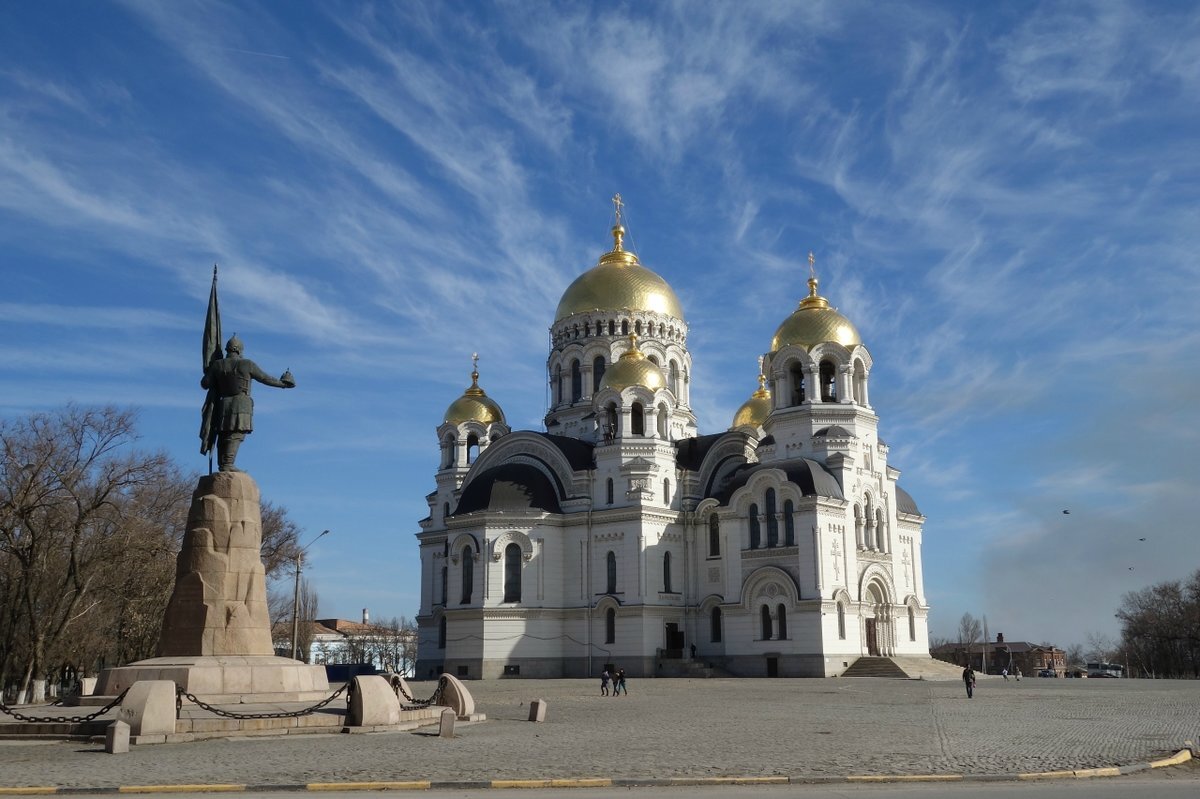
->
xmin=808 ymin=250 xmax=816 ymax=278
xmin=757 ymin=355 xmax=764 ymax=375
xmin=472 ymin=352 xmax=479 ymax=370
xmin=612 ymin=193 xmax=624 ymax=225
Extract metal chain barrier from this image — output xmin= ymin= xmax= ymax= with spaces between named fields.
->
xmin=390 ymin=674 xmax=446 ymax=708
xmin=0 ymin=687 xmax=131 ymax=724
xmin=176 ymin=683 xmax=348 ymax=720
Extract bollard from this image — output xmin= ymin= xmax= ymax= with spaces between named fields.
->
xmin=105 ymin=720 xmax=130 ymax=754
xmin=438 ymin=707 xmax=456 ymax=738
xmin=528 ymin=698 xmax=547 ymax=723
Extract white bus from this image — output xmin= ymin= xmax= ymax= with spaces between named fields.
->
xmin=1086 ymin=662 xmax=1124 ymax=678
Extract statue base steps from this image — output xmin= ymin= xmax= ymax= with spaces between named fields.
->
xmin=94 ymin=655 xmax=331 ymax=704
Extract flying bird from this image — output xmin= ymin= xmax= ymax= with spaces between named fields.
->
xmin=1138 ymin=537 xmax=1147 ymax=541
xmin=1062 ymin=510 xmax=1070 ymax=514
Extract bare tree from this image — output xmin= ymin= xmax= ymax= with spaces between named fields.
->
xmin=957 ymin=613 xmax=982 ymax=651
xmin=0 ymin=406 xmax=182 ymax=698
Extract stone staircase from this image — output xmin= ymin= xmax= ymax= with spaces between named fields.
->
xmin=841 ymin=656 xmax=966 ymax=681
xmin=840 ymin=656 xmax=910 ymax=678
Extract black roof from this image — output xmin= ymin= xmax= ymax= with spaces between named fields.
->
xmin=537 ymin=432 xmax=594 ymax=471
xmin=674 ymin=433 xmax=725 ymax=470
xmin=710 ymin=457 xmax=844 ymax=504
xmin=453 ymin=463 xmax=562 ymax=515
xmin=895 ymin=485 xmax=921 ymax=516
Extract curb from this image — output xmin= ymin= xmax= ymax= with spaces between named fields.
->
xmin=0 ymin=748 xmax=1192 ymax=794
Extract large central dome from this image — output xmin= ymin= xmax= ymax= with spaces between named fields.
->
xmin=554 ymin=223 xmax=684 ymax=322
xmin=770 ymin=275 xmax=861 ymax=353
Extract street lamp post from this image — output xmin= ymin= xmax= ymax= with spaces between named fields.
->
xmin=291 ymin=529 xmax=329 ymax=662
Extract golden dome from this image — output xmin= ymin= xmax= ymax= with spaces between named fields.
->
xmin=731 ymin=371 xmax=772 ymax=429
xmin=554 ymin=221 xmax=684 ymax=322
xmin=444 ymin=358 xmax=505 ymax=426
xmin=599 ymin=335 xmax=666 ymax=392
xmin=770 ymin=273 xmax=862 ymax=353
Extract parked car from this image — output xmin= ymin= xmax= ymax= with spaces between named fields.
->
xmin=1038 ymin=668 xmax=1057 ymax=677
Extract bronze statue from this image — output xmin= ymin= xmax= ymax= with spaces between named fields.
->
xmin=200 ymin=334 xmax=295 ymax=471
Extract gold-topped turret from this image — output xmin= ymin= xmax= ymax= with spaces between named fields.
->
xmin=598 ymin=334 xmax=667 ymax=392
xmin=731 ymin=356 xmax=773 ymax=429
xmin=554 ymin=196 xmax=683 ymax=321
xmin=769 ymin=251 xmax=861 ymax=353
xmin=444 ymin=352 xmax=506 ymax=425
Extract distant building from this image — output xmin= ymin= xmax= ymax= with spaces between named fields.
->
xmin=413 ymin=207 xmax=931 ymax=679
xmin=932 ymin=633 xmax=1065 ymax=676
xmin=273 ymin=609 xmax=416 ymax=675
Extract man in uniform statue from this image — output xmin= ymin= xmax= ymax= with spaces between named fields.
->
xmin=201 ymin=334 xmax=295 ymax=471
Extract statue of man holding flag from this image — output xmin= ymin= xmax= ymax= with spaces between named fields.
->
xmin=199 ymin=266 xmax=295 ymax=472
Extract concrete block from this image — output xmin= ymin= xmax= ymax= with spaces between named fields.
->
xmin=438 ymin=707 xmax=456 ymax=738
xmin=117 ymin=680 xmax=177 ymax=736
xmin=347 ymin=676 xmax=402 ymax=727
xmin=528 ymin=699 xmax=547 ymax=722
xmin=105 ymin=720 xmax=130 ymax=754
xmin=80 ymin=677 xmax=98 ymax=696
xmin=437 ymin=673 xmax=475 ymax=717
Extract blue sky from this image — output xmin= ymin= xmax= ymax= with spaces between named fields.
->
xmin=2 ymin=1 xmax=1197 ymax=650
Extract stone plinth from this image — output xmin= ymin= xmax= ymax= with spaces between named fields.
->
xmin=158 ymin=471 xmax=273 ymax=656
xmin=94 ymin=655 xmax=330 ymax=704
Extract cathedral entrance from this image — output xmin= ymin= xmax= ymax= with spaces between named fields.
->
xmin=865 ymin=618 xmax=879 ymax=656
xmin=664 ymin=622 xmax=684 ymax=657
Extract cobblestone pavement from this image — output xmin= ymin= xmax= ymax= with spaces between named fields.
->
xmin=1 ymin=677 xmax=1198 ymax=788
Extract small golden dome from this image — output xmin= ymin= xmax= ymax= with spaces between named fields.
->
xmin=444 ymin=356 xmax=505 ymax=425
xmin=599 ymin=335 xmax=666 ymax=392
xmin=770 ymin=272 xmax=861 ymax=353
xmin=731 ymin=369 xmax=772 ymax=429
xmin=554 ymin=211 xmax=684 ymax=322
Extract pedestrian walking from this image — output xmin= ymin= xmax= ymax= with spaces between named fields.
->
xmin=1002 ymin=668 xmax=1008 ymax=681
xmin=600 ymin=669 xmax=610 ymax=696
xmin=962 ymin=665 xmax=976 ymax=699
xmin=615 ymin=668 xmax=628 ymax=696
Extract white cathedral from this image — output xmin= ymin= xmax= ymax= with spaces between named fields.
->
xmin=414 ymin=205 xmax=929 ymax=679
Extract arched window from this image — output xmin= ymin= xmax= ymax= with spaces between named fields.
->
xmin=438 ymin=616 xmax=446 ymax=649
xmin=570 ymin=360 xmax=582 ymax=402
xmin=443 ymin=502 xmax=450 ymax=520
xmin=608 ymin=320 xmax=615 ymax=335
xmin=605 ymin=403 xmax=617 ymax=440
xmin=777 ymin=604 xmax=787 ymax=640
xmin=876 ymin=509 xmax=886 ymax=551
xmin=631 ymin=402 xmax=645 ymax=436
xmin=460 ymin=548 xmax=473 ymax=604
xmin=790 ymin=362 xmax=806 ymax=405
xmin=711 ymin=607 xmax=723 ymax=643
xmin=820 ymin=359 xmax=837 ymax=402
xmin=606 ymin=478 xmax=614 ymax=505
xmin=662 ymin=478 xmax=671 ymax=505
xmin=621 ymin=319 xmax=629 ymax=336
xmin=503 ymin=543 xmax=522 ymax=602
xmin=593 ymin=355 xmax=606 ymax=392
xmin=749 ymin=503 xmax=761 ymax=549
xmin=669 ymin=360 xmax=680 ymax=396
xmin=606 ymin=551 xmax=617 ymax=594
xmin=765 ymin=489 xmax=779 ymax=547
xmin=663 ymin=551 xmax=673 ymax=593
xmin=584 ymin=322 xmax=591 ymax=337
xmin=908 ymin=606 xmax=916 ymax=642
xmin=760 ymin=605 xmax=772 ymax=640
xmin=466 ymin=433 xmax=479 ymax=464
xmin=853 ymin=359 xmax=867 ymax=404
xmin=441 ymin=435 xmax=455 ymax=468
xmin=855 ymin=504 xmax=865 ymax=549
xmin=837 ymin=602 xmax=846 ymax=639
xmin=554 ymin=366 xmax=563 ymax=405
xmin=635 ymin=320 xmax=642 ymax=335
xmin=783 ymin=500 xmax=795 ymax=546
xmin=708 ymin=515 xmax=720 ymax=557
xmin=440 ymin=566 xmax=447 ymax=606
xmin=656 ymin=403 xmax=668 ymax=438
xmin=605 ymin=608 xmax=616 ymax=643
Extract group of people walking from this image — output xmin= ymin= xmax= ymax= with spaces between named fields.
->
xmin=600 ymin=668 xmax=627 ymax=696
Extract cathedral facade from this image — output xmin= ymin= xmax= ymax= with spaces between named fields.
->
xmin=414 ymin=210 xmax=929 ymax=679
